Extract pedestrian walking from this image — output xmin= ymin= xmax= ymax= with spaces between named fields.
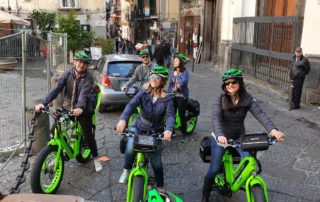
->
xmin=154 ymin=40 xmax=170 ymax=67
xmin=127 ymin=39 xmax=133 ymax=54
xmin=290 ymin=47 xmax=311 ymax=109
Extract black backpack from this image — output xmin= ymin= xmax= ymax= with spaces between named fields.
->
xmin=187 ymin=98 xmax=200 ymax=116
xmin=199 ymin=136 xmax=212 ymax=163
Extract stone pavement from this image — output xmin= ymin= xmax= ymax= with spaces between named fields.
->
xmin=0 ymin=62 xmax=320 ymax=202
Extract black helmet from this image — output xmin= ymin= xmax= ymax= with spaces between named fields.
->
xmin=83 ymin=48 xmax=91 ymax=56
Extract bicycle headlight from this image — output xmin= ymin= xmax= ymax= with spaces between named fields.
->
xmin=138 ymin=162 xmax=144 ymax=167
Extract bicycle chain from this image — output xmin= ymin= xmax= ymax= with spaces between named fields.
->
xmin=9 ymin=111 xmax=39 ymax=194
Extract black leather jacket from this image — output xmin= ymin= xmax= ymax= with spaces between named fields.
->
xmin=290 ymin=55 xmax=311 ymax=79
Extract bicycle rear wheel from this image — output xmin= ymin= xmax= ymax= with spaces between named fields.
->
xmin=186 ymin=114 xmax=197 ymax=135
xmin=128 ymin=109 xmax=139 ymax=127
xmin=76 ymin=137 xmax=91 ymax=163
xmin=250 ymin=185 xmax=266 ymax=202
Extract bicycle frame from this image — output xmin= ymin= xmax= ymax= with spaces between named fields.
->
xmin=216 ymin=149 xmax=268 ymax=202
xmin=47 ymin=118 xmax=83 ymax=171
xmin=126 ymin=152 xmax=149 ymax=202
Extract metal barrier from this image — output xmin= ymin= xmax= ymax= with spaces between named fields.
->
xmin=230 ymin=16 xmax=303 ymax=94
xmin=0 ymin=31 xmax=67 ymax=156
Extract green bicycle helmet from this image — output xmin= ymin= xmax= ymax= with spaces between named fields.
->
xmin=75 ymin=51 xmax=91 ymax=63
xmin=139 ymin=49 xmax=150 ymax=56
xmin=150 ymin=65 xmax=170 ymax=78
xmin=146 ymin=189 xmax=183 ymax=202
xmin=222 ymin=68 xmax=243 ymax=81
xmin=174 ymin=53 xmax=189 ymax=61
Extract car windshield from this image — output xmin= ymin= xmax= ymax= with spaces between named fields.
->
xmin=107 ymin=61 xmax=141 ymax=78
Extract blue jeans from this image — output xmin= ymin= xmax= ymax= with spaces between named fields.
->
xmin=206 ymin=138 xmax=249 ymax=178
xmin=124 ymin=125 xmax=164 ymax=187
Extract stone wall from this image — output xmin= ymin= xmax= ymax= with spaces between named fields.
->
xmin=304 ymin=55 xmax=320 ymax=104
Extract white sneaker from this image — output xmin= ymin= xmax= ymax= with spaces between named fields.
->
xmin=94 ymin=159 xmax=102 ymax=172
xmin=119 ymin=169 xmax=129 ymax=183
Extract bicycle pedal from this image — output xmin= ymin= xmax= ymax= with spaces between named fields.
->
xmin=148 ymin=177 xmax=155 ymax=185
xmin=62 ymin=153 xmax=70 ymax=161
xmin=70 ymin=134 xmax=77 ymax=140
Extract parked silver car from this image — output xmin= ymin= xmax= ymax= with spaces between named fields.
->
xmin=92 ymin=54 xmax=142 ymax=112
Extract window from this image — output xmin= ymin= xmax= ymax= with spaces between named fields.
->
xmin=107 ymin=61 xmax=141 ymax=78
xmin=60 ymin=0 xmax=79 ymax=8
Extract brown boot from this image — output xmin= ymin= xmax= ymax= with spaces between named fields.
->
xmin=201 ymin=177 xmax=214 ymax=202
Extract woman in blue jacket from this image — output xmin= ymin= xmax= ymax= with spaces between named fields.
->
xmin=116 ymin=65 xmax=175 ymax=192
xmin=168 ymin=53 xmax=189 ymax=135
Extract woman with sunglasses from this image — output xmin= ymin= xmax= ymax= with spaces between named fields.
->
xmin=116 ymin=65 xmax=175 ymax=192
xmin=168 ymin=53 xmax=190 ymax=136
xmin=201 ymin=68 xmax=285 ymax=202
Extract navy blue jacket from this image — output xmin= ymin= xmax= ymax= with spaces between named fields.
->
xmin=167 ymin=69 xmax=189 ymax=99
xmin=43 ymin=68 xmax=94 ymax=112
xmin=120 ymin=90 xmax=175 ymax=133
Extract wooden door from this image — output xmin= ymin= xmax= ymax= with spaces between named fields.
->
xmin=266 ymin=0 xmax=297 ymax=16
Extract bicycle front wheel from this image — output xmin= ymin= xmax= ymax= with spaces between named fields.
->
xmin=132 ymin=176 xmax=145 ymax=202
xmin=31 ymin=145 xmax=64 ymax=194
xmin=250 ymin=185 xmax=267 ymax=202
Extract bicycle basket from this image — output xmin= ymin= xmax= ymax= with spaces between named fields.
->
xmin=199 ymin=136 xmax=212 ymax=163
xmin=240 ymin=133 xmax=269 ymax=151
xmin=133 ymin=135 xmax=156 ymax=152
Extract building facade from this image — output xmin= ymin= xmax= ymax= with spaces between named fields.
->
xmin=219 ymin=0 xmax=320 ymax=104
xmin=1 ymin=0 xmax=106 ymax=38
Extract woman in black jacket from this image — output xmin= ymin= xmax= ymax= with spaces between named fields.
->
xmin=201 ymin=68 xmax=285 ymax=202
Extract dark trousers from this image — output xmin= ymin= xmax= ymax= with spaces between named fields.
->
xmin=173 ymin=96 xmax=188 ymax=134
xmin=78 ymin=113 xmax=98 ymax=157
xmin=292 ymin=76 xmax=305 ymax=107
xmin=206 ymin=138 xmax=248 ymax=178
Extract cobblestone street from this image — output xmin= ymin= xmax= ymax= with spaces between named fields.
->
xmin=1 ymin=62 xmax=320 ymax=202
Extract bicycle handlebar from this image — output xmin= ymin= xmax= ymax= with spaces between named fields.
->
xmin=39 ymin=107 xmax=75 ymax=120
xmin=218 ymin=138 xmax=277 ymax=148
xmin=118 ymin=129 xmax=164 ymax=140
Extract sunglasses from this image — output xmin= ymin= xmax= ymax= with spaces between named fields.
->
xmin=224 ymin=80 xmax=238 ymax=85
xmin=77 ymin=60 xmax=89 ymax=65
xmin=149 ymin=75 xmax=161 ymax=81
xmin=141 ymin=55 xmax=149 ymax=59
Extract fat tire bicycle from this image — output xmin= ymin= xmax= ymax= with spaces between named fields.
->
xmin=30 ymin=108 xmax=92 ymax=194
xmin=208 ymin=133 xmax=276 ymax=202
xmin=119 ymin=130 xmax=183 ymax=202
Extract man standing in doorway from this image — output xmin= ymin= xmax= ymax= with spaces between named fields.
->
xmin=290 ymin=47 xmax=311 ymax=109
